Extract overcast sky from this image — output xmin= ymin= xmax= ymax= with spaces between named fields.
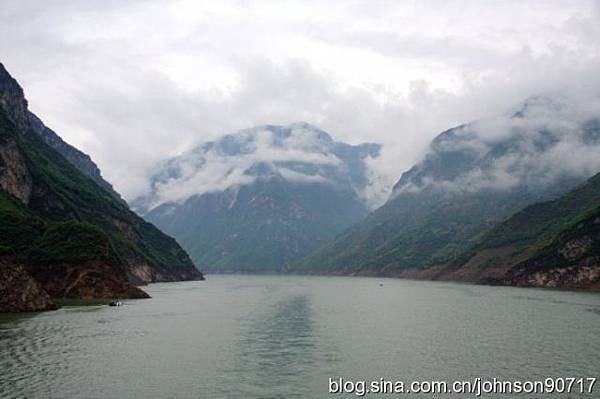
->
xmin=1 ymin=0 xmax=599 ymax=199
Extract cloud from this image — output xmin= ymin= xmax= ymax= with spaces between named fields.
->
xmin=277 ymin=168 xmax=329 ymax=185
xmin=137 ymin=124 xmax=378 ymax=212
xmin=394 ymin=88 xmax=600 ymax=196
xmin=0 ymin=0 xmax=599 ymax=202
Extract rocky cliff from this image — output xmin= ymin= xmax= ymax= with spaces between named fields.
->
xmin=0 ymin=62 xmax=203 ymax=311
xmin=27 ymin=112 xmax=124 ymax=202
xmin=0 ymin=257 xmax=57 ymax=312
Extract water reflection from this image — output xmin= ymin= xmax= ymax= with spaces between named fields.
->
xmin=1 ymin=276 xmax=599 ymax=399
xmin=218 ymin=294 xmax=328 ymax=398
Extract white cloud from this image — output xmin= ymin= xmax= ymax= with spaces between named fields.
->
xmin=139 ymin=125 xmax=376 ymax=212
xmin=394 ymin=88 xmax=600 ymax=196
xmin=0 ymin=0 xmax=599 ymax=201
xmin=278 ymin=168 xmax=329 ymax=185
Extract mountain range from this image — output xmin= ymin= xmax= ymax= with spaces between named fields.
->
xmin=134 ymin=123 xmax=381 ymax=273
xmin=294 ymin=95 xmax=600 ymax=289
xmin=2 ymin=57 xmax=599 ymax=312
xmin=0 ymin=63 xmax=203 ymax=312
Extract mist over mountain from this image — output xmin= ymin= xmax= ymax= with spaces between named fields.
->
xmin=134 ymin=123 xmax=381 ymax=273
xmin=296 ymin=92 xmax=600 ymax=275
xmin=393 ymin=94 xmax=600 ymax=196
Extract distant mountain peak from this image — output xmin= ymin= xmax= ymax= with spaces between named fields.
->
xmin=133 ymin=123 xmax=383 ymax=272
xmin=511 ymin=94 xmax=568 ymax=119
xmin=392 ymin=92 xmax=600 ymax=197
xmin=135 ymin=123 xmax=382 ymax=214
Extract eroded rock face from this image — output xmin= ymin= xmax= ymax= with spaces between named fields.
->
xmin=504 ymin=212 xmax=600 ymax=290
xmin=511 ymin=263 xmax=600 ymax=289
xmin=0 ymin=139 xmax=32 ymax=204
xmin=27 ymin=112 xmax=124 ymax=202
xmin=127 ymin=263 xmax=156 ymax=284
xmin=0 ymin=63 xmax=120 ymax=201
xmin=26 ymin=260 xmax=150 ymax=300
xmin=0 ymin=257 xmax=57 ymax=312
xmin=0 ymin=66 xmax=29 ymax=131
xmin=126 ymin=261 xmax=205 ymax=285
xmin=0 ymin=255 xmax=151 ymax=312
xmin=558 ymin=237 xmax=593 ymax=261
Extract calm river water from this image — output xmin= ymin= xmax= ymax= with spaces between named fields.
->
xmin=1 ymin=275 xmax=599 ymax=398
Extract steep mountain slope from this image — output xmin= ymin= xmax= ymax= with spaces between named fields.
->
xmin=0 ymin=256 xmax=57 ymax=312
xmin=295 ymin=96 xmax=600 ymax=276
xmin=134 ymin=123 xmax=381 ymax=272
xmin=28 ymin=113 xmax=124 ymax=202
xmin=0 ymin=63 xmax=203 ymax=310
xmin=431 ymin=172 xmax=600 ymax=287
xmin=505 ymin=206 xmax=600 ymax=289
xmin=0 ymin=65 xmax=122 ymax=201
xmin=437 ymin=172 xmax=600 ymax=279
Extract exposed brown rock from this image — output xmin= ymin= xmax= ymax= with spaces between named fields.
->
xmin=0 ymin=257 xmax=57 ymax=312
xmin=26 ymin=260 xmax=150 ymax=300
xmin=128 ymin=263 xmax=156 ymax=284
xmin=0 ymin=138 xmax=32 ymax=204
xmin=126 ymin=261 xmax=205 ymax=284
xmin=509 ymin=262 xmax=600 ymax=289
xmin=558 ymin=236 xmax=593 ymax=261
xmin=0 ymin=63 xmax=203 ymax=313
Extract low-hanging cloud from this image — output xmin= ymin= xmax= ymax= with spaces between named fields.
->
xmin=135 ymin=124 xmax=380 ymax=212
xmin=394 ymin=88 xmax=600 ymax=196
xmin=1 ymin=0 xmax=600 ymax=202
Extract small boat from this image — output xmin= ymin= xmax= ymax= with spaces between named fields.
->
xmin=109 ymin=300 xmax=122 ymax=307
xmin=379 ymin=283 xmax=384 ymax=287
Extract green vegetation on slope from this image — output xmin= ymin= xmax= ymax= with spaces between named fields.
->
xmin=139 ymin=122 xmax=377 ymax=274
xmin=500 ymin=205 xmax=600 ymax=288
xmin=526 ymin=206 xmax=600 ymax=267
xmin=293 ymin=187 xmax=560 ymax=275
xmin=148 ymin=177 xmax=366 ymax=273
xmin=27 ymin=221 xmax=117 ymax=264
xmin=0 ymin=103 xmax=199 ymax=277
xmin=466 ymin=172 xmax=600 ymax=257
xmin=294 ymin=113 xmax=598 ymax=277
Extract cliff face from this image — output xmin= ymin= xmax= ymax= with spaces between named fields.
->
xmin=0 ymin=63 xmax=203 ymax=311
xmin=0 ymin=66 xmax=29 ymax=131
xmin=27 ymin=260 xmax=149 ymax=300
xmin=0 ymin=257 xmax=56 ymax=312
xmin=0 ymin=138 xmax=32 ymax=203
xmin=27 ymin=112 xmax=124 ymax=202
xmin=0 ymin=67 xmax=33 ymax=205
xmin=0 ymin=65 xmax=122 ymax=202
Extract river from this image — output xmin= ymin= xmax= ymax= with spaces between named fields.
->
xmin=1 ymin=275 xmax=599 ymax=398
